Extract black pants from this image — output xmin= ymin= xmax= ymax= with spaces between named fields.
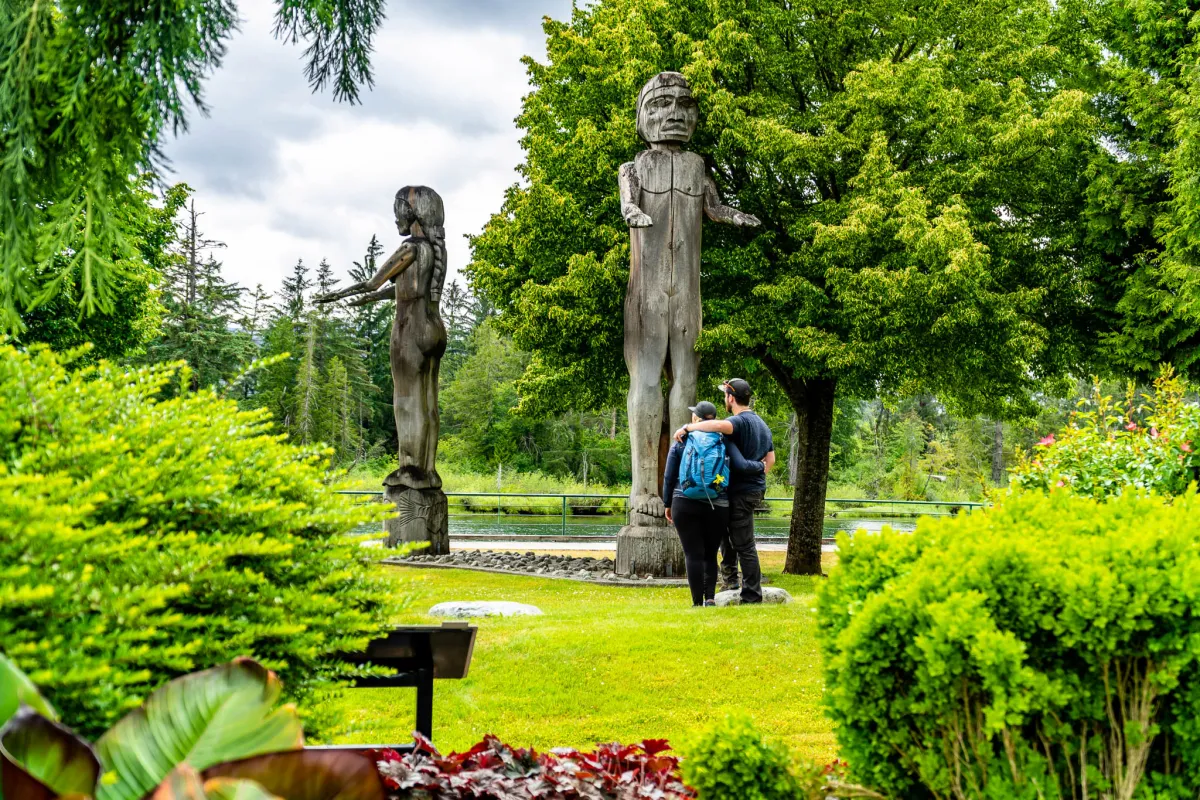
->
xmin=720 ymin=491 xmax=763 ymax=603
xmin=671 ymin=497 xmax=728 ymax=606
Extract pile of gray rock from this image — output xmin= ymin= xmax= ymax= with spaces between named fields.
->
xmin=400 ymin=550 xmax=629 ymax=581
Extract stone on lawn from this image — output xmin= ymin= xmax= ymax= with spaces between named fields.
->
xmin=713 ymin=587 xmax=793 ymax=607
xmin=428 ymin=601 xmax=543 ymax=618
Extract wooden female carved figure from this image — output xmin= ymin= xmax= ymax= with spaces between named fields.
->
xmin=318 ymin=186 xmax=447 ymax=491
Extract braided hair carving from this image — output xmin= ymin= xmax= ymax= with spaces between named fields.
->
xmin=394 ymin=186 xmax=447 ymax=305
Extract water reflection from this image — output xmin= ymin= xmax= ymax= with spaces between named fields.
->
xmin=446 ymin=515 xmax=919 ymax=540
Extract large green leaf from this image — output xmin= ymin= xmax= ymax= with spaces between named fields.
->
xmin=0 ymin=755 xmax=54 ymax=800
xmin=149 ymin=764 xmax=207 ymax=800
xmin=95 ymin=659 xmax=304 ymax=800
xmin=203 ymin=750 xmax=385 ymax=800
xmin=0 ymin=654 xmax=56 ymax=730
xmin=0 ymin=708 xmax=98 ymax=799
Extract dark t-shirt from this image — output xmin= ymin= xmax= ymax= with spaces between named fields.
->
xmin=727 ymin=411 xmax=774 ymax=495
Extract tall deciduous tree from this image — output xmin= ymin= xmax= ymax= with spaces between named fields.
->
xmin=0 ymin=0 xmax=387 ymax=327
xmin=469 ymin=0 xmax=1105 ymax=573
xmin=1084 ymin=0 xmax=1200 ymax=377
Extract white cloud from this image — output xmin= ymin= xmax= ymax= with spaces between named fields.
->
xmin=164 ymin=0 xmax=572 ymax=295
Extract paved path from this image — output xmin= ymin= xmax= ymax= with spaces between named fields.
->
xmin=449 ymin=539 xmax=837 ymax=553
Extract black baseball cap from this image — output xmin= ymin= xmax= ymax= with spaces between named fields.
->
xmin=687 ymin=401 xmax=719 ymax=419
xmin=718 ymin=378 xmax=752 ymax=403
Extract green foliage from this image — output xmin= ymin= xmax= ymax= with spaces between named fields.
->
xmin=0 ymin=340 xmax=397 ymax=738
xmin=681 ymin=715 xmax=807 ymax=800
xmin=1012 ymin=369 xmax=1200 ymax=499
xmin=469 ymin=0 xmax=1104 ymax=418
xmin=0 ymin=0 xmax=386 ymax=328
xmin=143 ymin=195 xmax=257 ymax=391
xmin=246 ymin=252 xmax=385 ymax=466
xmin=819 ymin=490 xmax=1200 ymax=798
xmin=16 ymin=178 xmax=186 ymax=361
xmin=0 ymin=657 xmax=385 ymax=800
xmin=94 ymin=659 xmax=303 ymax=800
xmin=0 ymin=653 xmax=55 ymax=729
xmin=1086 ymin=0 xmax=1200 ymax=379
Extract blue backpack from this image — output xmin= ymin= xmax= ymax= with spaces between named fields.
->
xmin=679 ymin=431 xmax=731 ymax=502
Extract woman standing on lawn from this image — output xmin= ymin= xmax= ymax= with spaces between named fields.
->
xmin=662 ymin=401 xmax=764 ymax=606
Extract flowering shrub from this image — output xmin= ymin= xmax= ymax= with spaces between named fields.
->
xmin=374 ymin=735 xmax=693 ymax=799
xmin=1011 ymin=368 xmax=1200 ymax=498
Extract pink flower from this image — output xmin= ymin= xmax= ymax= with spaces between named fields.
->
xmin=1125 ymin=422 xmax=1138 ymax=431
xmin=1151 ymin=427 xmax=1160 ymax=438
xmin=1183 ymin=442 xmax=1193 ymax=453
xmin=1056 ymin=480 xmax=1065 ymax=487
xmin=1038 ymin=434 xmax=1056 ymax=446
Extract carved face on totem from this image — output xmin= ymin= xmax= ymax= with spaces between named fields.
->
xmin=636 ymin=72 xmax=698 ymax=145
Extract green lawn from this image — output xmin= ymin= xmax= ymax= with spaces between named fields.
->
xmin=326 ymin=552 xmax=837 ymax=763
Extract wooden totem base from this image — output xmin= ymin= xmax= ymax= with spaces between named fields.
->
xmin=616 ymin=521 xmax=685 ymax=578
xmin=383 ymin=484 xmax=449 ymax=555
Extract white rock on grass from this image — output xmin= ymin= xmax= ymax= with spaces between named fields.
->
xmin=429 ymin=601 xmax=543 ymax=619
xmin=713 ymin=587 xmax=793 ymax=607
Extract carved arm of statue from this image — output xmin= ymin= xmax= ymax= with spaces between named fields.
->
xmin=315 ymin=242 xmax=417 ymax=303
xmin=703 ymin=176 xmax=761 ymax=227
xmin=618 ymin=162 xmax=653 ymax=228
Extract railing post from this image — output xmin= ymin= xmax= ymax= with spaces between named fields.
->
xmin=562 ymin=495 xmax=567 ymax=537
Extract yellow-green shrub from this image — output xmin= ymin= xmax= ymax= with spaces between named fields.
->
xmin=681 ymin=715 xmax=821 ymax=800
xmin=0 ymin=342 xmax=397 ymax=737
xmin=819 ymin=491 xmax=1200 ymax=799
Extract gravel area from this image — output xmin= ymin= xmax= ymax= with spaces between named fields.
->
xmin=395 ymin=550 xmax=686 ymax=583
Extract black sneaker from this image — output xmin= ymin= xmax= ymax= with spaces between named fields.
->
xmin=704 ymin=599 xmax=716 ymax=607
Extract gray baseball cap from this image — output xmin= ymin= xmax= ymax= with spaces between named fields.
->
xmin=718 ymin=378 xmax=753 ymax=403
xmin=687 ymin=401 xmax=719 ymax=420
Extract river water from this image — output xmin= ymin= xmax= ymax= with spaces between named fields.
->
xmin=445 ymin=514 xmax=918 ymax=540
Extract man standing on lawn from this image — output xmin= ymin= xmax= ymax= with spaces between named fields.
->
xmin=674 ymin=378 xmax=774 ymax=603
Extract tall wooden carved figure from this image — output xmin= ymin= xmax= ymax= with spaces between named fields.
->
xmin=616 ymin=72 xmax=760 ymax=577
xmin=317 ymin=186 xmax=450 ymax=554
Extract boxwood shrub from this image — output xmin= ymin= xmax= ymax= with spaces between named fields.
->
xmin=0 ymin=342 xmax=397 ymax=737
xmin=819 ymin=490 xmax=1200 ymax=799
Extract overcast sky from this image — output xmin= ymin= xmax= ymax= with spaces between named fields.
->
xmin=165 ymin=0 xmax=574 ymax=296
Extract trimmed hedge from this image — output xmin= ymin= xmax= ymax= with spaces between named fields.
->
xmin=0 ymin=342 xmax=397 ymax=737
xmin=819 ymin=490 xmax=1200 ymax=799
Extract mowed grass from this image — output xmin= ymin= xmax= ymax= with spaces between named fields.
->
xmin=326 ymin=551 xmax=838 ymax=762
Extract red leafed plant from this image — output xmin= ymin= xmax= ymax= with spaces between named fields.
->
xmin=373 ymin=734 xmax=696 ymax=799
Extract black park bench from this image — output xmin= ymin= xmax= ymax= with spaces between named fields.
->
xmin=311 ymin=622 xmax=478 ymax=754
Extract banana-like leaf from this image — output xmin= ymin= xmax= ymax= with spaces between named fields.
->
xmin=150 ymin=764 xmax=207 ymax=800
xmin=203 ymin=778 xmax=282 ymax=800
xmin=203 ymin=749 xmax=386 ymax=800
xmin=95 ymin=659 xmax=304 ymax=800
xmin=0 ymin=755 xmax=54 ymax=800
xmin=0 ymin=708 xmax=99 ymax=799
xmin=0 ymin=654 xmax=56 ymax=729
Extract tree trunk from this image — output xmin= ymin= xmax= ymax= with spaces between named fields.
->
xmin=991 ymin=420 xmax=1004 ymax=485
xmin=761 ymin=359 xmax=838 ymax=576
xmin=787 ymin=413 xmax=799 ymax=487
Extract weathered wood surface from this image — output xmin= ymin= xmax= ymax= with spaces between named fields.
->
xmin=316 ymin=186 xmax=450 ymax=553
xmin=615 ymin=72 xmax=760 ymax=575
xmin=615 ymin=524 xmax=686 ymax=579
xmin=384 ymin=483 xmax=449 ymax=555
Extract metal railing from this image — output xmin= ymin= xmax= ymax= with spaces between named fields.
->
xmin=338 ymin=490 xmax=986 ymax=540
